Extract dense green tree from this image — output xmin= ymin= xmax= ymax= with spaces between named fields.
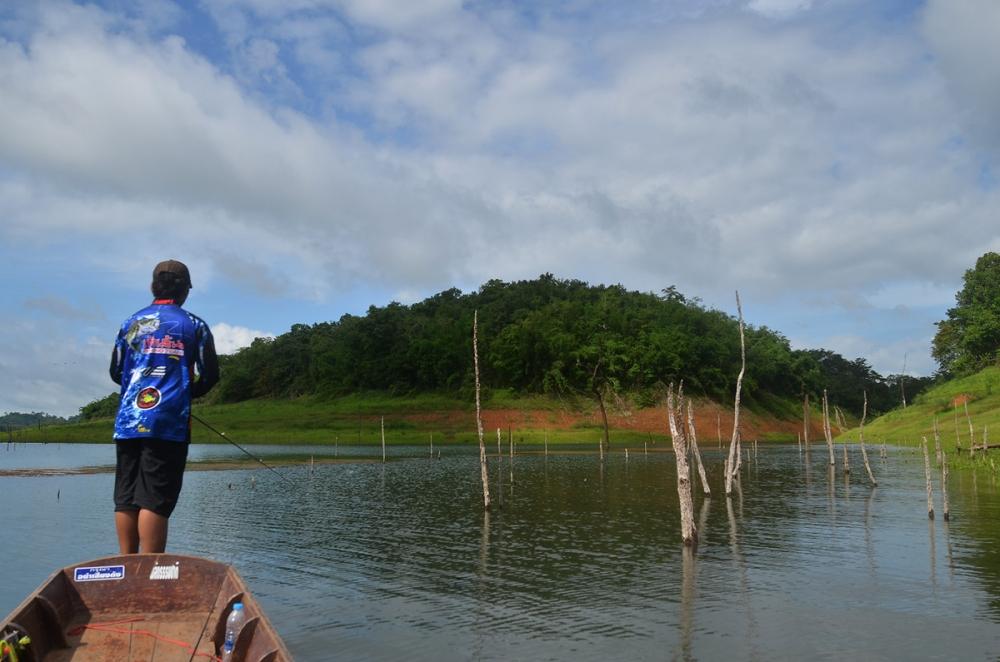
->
xmin=933 ymin=252 xmax=1000 ymax=376
xmin=78 ymin=393 xmax=120 ymax=420
xmin=0 ymin=411 xmax=75 ymax=428
xmin=148 ymin=274 xmax=929 ymax=419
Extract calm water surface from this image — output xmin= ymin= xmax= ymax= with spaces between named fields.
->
xmin=3 ymin=442 xmax=1000 ymax=660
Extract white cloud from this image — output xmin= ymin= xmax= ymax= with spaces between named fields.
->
xmin=0 ymin=322 xmax=110 ymax=417
xmin=211 ymin=322 xmax=276 ymax=355
xmin=746 ymin=0 xmax=817 ymax=19
xmin=4 ymin=0 xmax=991 ymax=301
xmin=2 ymin=0 xmax=1000 ymax=414
xmin=923 ymin=0 xmax=1000 ymax=153
xmin=23 ymin=296 xmax=107 ymax=323
xmin=819 ymin=333 xmax=937 ymax=378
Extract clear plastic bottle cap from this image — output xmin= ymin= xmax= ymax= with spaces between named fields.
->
xmin=233 ymin=603 xmax=244 ymax=611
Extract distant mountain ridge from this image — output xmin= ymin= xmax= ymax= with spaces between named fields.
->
xmin=0 ymin=411 xmax=76 ymax=429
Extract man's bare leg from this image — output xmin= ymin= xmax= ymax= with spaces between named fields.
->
xmin=115 ymin=510 xmax=140 ymax=554
xmin=138 ymin=509 xmax=169 ymax=553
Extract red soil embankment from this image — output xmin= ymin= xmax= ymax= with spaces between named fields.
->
xmin=400 ymin=400 xmax=820 ymax=441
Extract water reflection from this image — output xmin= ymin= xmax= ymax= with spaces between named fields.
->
xmin=4 ymin=444 xmax=1000 ymax=660
xmin=864 ymin=487 xmax=876 ymax=578
xmin=678 ymin=546 xmax=696 ymax=662
xmin=926 ymin=516 xmax=936 ymax=591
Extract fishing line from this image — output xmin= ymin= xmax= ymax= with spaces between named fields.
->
xmin=191 ymin=413 xmax=294 ymax=485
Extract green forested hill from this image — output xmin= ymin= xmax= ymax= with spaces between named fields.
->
xmin=191 ymin=275 xmax=922 ymax=418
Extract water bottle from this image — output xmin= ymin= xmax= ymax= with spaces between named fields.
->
xmin=221 ymin=602 xmax=245 ymax=662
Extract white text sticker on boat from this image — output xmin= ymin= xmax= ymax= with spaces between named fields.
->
xmin=149 ymin=562 xmax=179 ymax=580
xmin=74 ymin=565 xmax=125 ymax=582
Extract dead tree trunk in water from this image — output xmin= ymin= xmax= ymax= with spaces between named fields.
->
xmin=859 ymin=391 xmax=877 ymax=486
xmin=667 ymin=384 xmax=697 ymax=545
xmin=834 ymin=405 xmax=848 ymax=435
xmin=941 ymin=451 xmax=950 ymax=521
xmin=725 ymin=291 xmax=746 ymax=496
xmin=473 ymin=311 xmax=491 ymax=511
xmin=495 ymin=428 xmax=504 ymax=508
xmin=922 ymin=435 xmax=934 ymax=519
xmin=687 ymin=399 xmax=711 ymax=495
xmin=803 ymin=394 xmax=810 ymax=452
xmin=822 ymin=390 xmax=835 ymax=467
xmin=932 ymin=418 xmax=942 ymax=465
xmin=508 ymin=426 xmax=514 ymax=486
xmin=965 ymin=401 xmax=975 ymax=458
xmin=954 ymin=407 xmax=961 ymax=452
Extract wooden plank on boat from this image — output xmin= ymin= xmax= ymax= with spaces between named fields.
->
xmin=150 ymin=617 xmax=206 ymax=662
xmin=126 ymin=619 xmax=158 ymax=661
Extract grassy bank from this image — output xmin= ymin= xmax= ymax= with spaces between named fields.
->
xmin=12 ymin=392 xmax=653 ymax=445
xmin=12 ymin=390 xmax=807 ymax=446
xmin=839 ymin=366 xmax=1000 ymax=452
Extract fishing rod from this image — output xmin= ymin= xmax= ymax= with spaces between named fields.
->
xmin=191 ymin=413 xmax=293 ymax=485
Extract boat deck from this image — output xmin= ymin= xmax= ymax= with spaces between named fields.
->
xmin=48 ymin=611 xmax=216 ymax=661
xmin=2 ymin=554 xmax=291 ymax=662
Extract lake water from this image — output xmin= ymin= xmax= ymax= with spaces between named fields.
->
xmin=3 ymin=442 xmax=1000 ymax=660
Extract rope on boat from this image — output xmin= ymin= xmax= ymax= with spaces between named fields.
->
xmin=66 ymin=617 xmax=220 ymax=661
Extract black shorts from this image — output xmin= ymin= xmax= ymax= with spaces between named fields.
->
xmin=114 ymin=439 xmax=189 ymax=518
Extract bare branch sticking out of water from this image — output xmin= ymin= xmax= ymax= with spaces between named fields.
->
xmin=941 ymin=451 xmax=951 ymax=521
xmin=834 ymin=406 xmax=849 ymax=435
xmin=859 ymin=391 xmax=877 ymax=487
xmin=803 ymin=394 xmax=810 ymax=456
xmin=667 ymin=383 xmax=697 ymax=546
xmin=922 ymin=435 xmax=935 ymax=519
xmin=687 ymin=399 xmax=711 ymax=496
xmin=509 ymin=426 xmax=514 ymax=486
xmin=726 ymin=291 xmax=746 ymax=496
xmin=932 ymin=419 xmax=941 ymax=466
xmin=965 ymin=401 xmax=975 ymax=459
xmin=822 ymin=390 xmax=835 ymax=467
xmin=495 ymin=428 xmax=504 ymax=509
xmin=473 ymin=310 xmax=491 ymax=511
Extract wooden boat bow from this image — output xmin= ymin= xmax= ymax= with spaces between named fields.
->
xmin=1 ymin=553 xmax=292 ymax=661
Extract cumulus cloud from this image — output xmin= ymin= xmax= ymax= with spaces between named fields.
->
xmin=746 ymin=0 xmax=817 ymax=19
xmin=24 ymin=296 xmax=106 ymax=322
xmin=2 ymin=0 xmax=1000 ymax=415
xmin=3 ymin=0 xmax=993 ymax=302
xmin=0 ymin=320 xmax=110 ymax=417
xmin=923 ymin=0 xmax=1000 ymax=154
xmin=211 ymin=322 xmax=276 ymax=354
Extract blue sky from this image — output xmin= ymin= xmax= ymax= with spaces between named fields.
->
xmin=2 ymin=0 xmax=999 ymax=416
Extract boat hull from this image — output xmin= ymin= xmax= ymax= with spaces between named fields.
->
xmin=1 ymin=554 xmax=292 ymax=661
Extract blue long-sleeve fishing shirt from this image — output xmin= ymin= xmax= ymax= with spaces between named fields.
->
xmin=110 ymin=299 xmax=219 ymax=442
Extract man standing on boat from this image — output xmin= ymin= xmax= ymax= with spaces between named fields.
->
xmin=110 ymin=259 xmax=219 ymax=554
